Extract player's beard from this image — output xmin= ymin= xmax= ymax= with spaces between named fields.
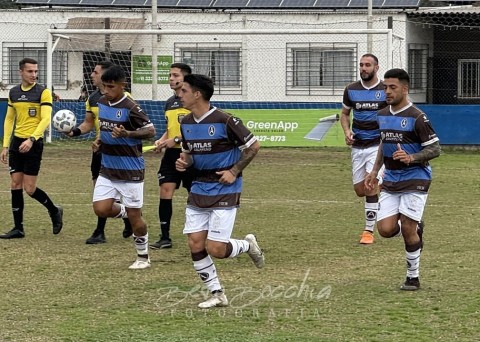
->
xmin=360 ymin=71 xmax=374 ymax=82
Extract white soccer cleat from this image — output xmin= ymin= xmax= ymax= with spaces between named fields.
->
xmin=198 ymin=291 xmax=228 ymax=309
xmin=245 ymin=234 xmax=265 ymax=269
xmin=128 ymin=258 xmax=151 ymax=270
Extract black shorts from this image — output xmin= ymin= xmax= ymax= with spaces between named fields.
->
xmin=158 ymin=148 xmax=193 ymax=190
xmin=8 ymin=136 xmax=44 ymax=176
xmin=90 ymin=151 xmax=102 ymax=180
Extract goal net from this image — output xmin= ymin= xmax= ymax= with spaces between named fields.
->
xmin=47 ymin=28 xmax=395 ymax=147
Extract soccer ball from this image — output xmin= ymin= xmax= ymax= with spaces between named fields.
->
xmin=53 ymin=109 xmax=77 ymax=133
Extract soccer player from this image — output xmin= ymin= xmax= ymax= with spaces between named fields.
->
xmin=175 ymin=74 xmax=264 ymax=308
xmin=68 ymin=60 xmax=132 ymax=244
xmin=340 ymin=54 xmax=387 ymax=244
xmin=150 ymin=63 xmax=193 ymax=250
xmin=0 ymin=57 xmax=63 ymax=239
xmin=92 ymin=65 xmax=155 ymax=269
xmin=365 ymin=68 xmax=440 ymax=291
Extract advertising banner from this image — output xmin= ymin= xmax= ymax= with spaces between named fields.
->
xmin=132 ymin=55 xmax=173 ymax=84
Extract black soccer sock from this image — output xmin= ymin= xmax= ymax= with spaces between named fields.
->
xmin=95 ymin=216 xmax=107 ymax=235
xmin=159 ymin=199 xmax=173 ymax=240
xmin=11 ymin=189 xmax=24 ymax=231
xmin=29 ymin=187 xmax=58 ymax=213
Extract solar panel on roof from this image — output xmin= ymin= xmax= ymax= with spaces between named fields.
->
xmin=383 ymin=0 xmax=420 ymax=7
xmin=155 ymin=0 xmax=178 ymax=5
xmin=213 ymin=0 xmax=249 ymax=7
xmin=15 ymin=0 xmax=48 ymax=3
xmin=248 ymin=0 xmax=281 ymax=7
xmin=314 ymin=0 xmax=350 ymax=8
xmin=113 ymin=0 xmax=147 ymax=6
xmin=281 ymin=0 xmax=316 ymax=8
xmin=177 ymin=0 xmax=211 ymax=7
xmin=348 ymin=0 xmax=384 ymax=8
xmin=81 ymin=0 xmax=113 ymax=5
xmin=48 ymin=0 xmax=85 ymax=4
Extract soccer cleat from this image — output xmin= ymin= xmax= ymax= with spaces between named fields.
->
xmin=245 ymin=234 xmax=265 ymax=268
xmin=0 ymin=228 xmax=25 ymax=239
xmin=400 ymin=277 xmax=420 ymax=291
xmin=128 ymin=258 xmax=151 ymax=270
xmin=198 ymin=291 xmax=228 ymax=309
xmin=359 ymin=231 xmax=374 ymax=244
xmin=150 ymin=238 xmax=172 ymax=249
xmin=122 ymin=219 xmax=133 ymax=238
xmin=50 ymin=205 xmax=64 ymax=235
xmin=85 ymin=232 xmax=106 ymax=245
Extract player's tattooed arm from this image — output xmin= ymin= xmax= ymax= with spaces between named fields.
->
xmin=229 ymin=141 xmax=260 ymax=177
xmin=410 ymin=141 xmax=441 ymax=164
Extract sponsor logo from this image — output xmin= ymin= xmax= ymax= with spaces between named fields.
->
xmin=199 ymin=272 xmax=209 ymax=281
xmin=187 ymin=142 xmax=212 ymax=152
xmin=17 ymin=95 xmax=28 ymax=101
xmin=381 ymin=131 xmax=403 ymax=142
xmin=356 ymin=102 xmax=380 ymax=110
xmin=208 ymin=125 xmax=215 ymax=136
xmin=246 ymin=121 xmax=298 ymax=132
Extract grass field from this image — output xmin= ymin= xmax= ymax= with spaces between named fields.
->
xmin=0 ymin=145 xmax=479 ymax=341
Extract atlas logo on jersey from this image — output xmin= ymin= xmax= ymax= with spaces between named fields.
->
xmin=381 ymin=131 xmax=403 ymax=142
xmin=187 ymin=142 xmax=212 ymax=152
xmin=356 ymin=102 xmax=379 ymax=110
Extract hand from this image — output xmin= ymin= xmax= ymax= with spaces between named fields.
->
xmin=175 ymin=153 xmax=191 ymax=172
xmin=112 ymin=125 xmax=129 ymax=138
xmin=216 ymin=170 xmax=236 ymax=184
xmin=364 ymin=172 xmax=379 ymax=191
xmin=18 ymin=139 xmax=33 ymax=154
xmin=392 ymin=143 xmax=413 ymax=165
xmin=0 ymin=147 xmax=8 ymax=165
xmin=92 ymin=139 xmax=101 ymax=152
xmin=344 ymin=131 xmax=355 ymax=145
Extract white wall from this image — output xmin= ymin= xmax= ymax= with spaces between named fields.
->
xmin=0 ymin=8 xmax=414 ymax=103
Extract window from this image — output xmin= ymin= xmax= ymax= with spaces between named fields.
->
xmin=2 ymin=42 xmax=68 ymax=88
xmin=408 ymin=44 xmax=428 ymax=92
xmin=287 ymin=43 xmax=356 ymax=96
xmin=458 ymin=59 xmax=480 ymax=99
xmin=175 ymin=43 xmax=241 ymax=95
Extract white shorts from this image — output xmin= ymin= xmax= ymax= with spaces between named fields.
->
xmin=93 ymin=175 xmax=144 ymax=209
xmin=183 ymin=207 xmax=237 ymax=243
xmin=377 ymin=191 xmax=428 ymax=222
xmin=351 ymin=146 xmax=380 ymax=185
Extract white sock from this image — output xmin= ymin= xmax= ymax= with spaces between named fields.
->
xmin=364 ymin=202 xmax=378 ymax=233
xmin=227 ymin=239 xmax=250 ymax=258
xmin=133 ymin=233 xmax=149 ymax=257
xmin=406 ymin=248 xmax=421 ymax=278
xmin=194 ymin=255 xmax=222 ymax=293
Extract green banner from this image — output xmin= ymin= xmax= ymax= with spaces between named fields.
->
xmin=132 ymin=55 xmax=172 ymax=84
xmin=227 ymin=109 xmax=345 ymax=147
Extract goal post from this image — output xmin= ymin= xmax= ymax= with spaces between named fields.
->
xmin=46 ymin=28 xmax=393 ymax=146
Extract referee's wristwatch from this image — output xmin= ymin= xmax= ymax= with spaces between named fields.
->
xmin=174 ymin=136 xmax=181 ymax=144
xmin=29 ymin=137 xmax=36 ymax=143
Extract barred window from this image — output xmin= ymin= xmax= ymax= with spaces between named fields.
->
xmin=458 ymin=59 xmax=480 ymax=99
xmin=287 ymin=43 xmax=356 ymax=96
xmin=2 ymin=42 xmax=67 ymax=88
xmin=408 ymin=44 xmax=428 ymax=92
xmin=175 ymin=43 xmax=241 ymax=95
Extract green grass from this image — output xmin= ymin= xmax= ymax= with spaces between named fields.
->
xmin=0 ymin=145 xmax=479 ymax=341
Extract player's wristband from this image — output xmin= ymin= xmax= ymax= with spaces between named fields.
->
xmin=71 ymin=127 xmax=82 ymax=137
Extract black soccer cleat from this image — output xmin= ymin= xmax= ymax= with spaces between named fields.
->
xmin=86 ymin=232 xmax=107 ymax=245
xmin=0 ymin=228 xmax=25 ymax=239
xmin=400 ymin=277 xmax=420 ymax=291
xmin=50 ymin=205 xmax=64 ymax=235
xmin=150 ymin=238 xmax=172 ymax=249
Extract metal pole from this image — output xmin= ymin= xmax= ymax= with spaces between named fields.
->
xmin=367 ymin=0 xmax=373 ymax=53
xmin=46 ymin=32 xmax=53 ymax=143
xmin=151 ymin=0 xmax=158 ymax=100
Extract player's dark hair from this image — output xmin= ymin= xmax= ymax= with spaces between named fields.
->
xmin=183 ymin=74 xmax=214 ymax=101
xmin=101 ymin=65 xmax=126 ymax=83
xmin=384 ymin=68 xmax=410 ymax=86
xmin=19 ymin=58 xmax=38 ymax=70
xmin=171 ymin=63 xmax=192 ymax=76
xmin=361 ymin=53 xmax=379 ymax=65
xmin=97 ymin=60 xmax=114 ymax=71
